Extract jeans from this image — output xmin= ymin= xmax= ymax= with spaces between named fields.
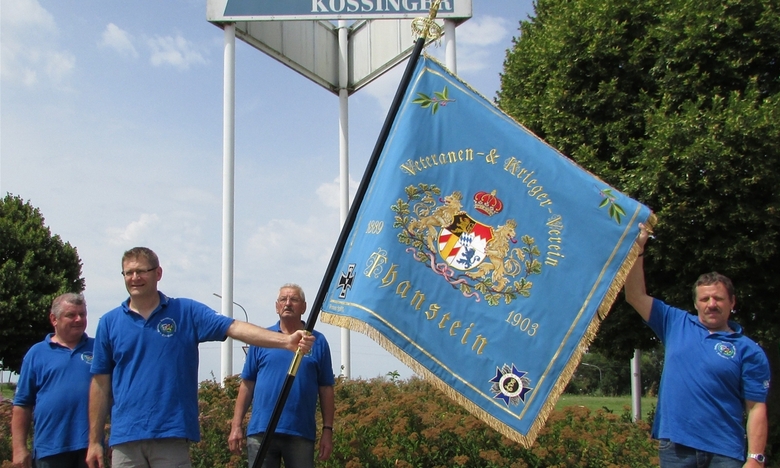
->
xmin=34 ymin=449 xmax=88 ymax=468
xmin=659 ymin=440 xmax=743 ymax=468
xmin=247 ymin=434 xmax=315 ymax=468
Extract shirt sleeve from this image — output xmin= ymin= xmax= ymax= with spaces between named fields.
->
xmin=90 ymin=316 xmax=115 ymax=375
xmin=188 ymin=299 xmax=234 ymax=342
xmin=241 ymin=346 xmax=259 ymax=382
xmin=316 ymin=333 xmax=335 ymax=387
xmin=646 ymin=299 xmax=685 ymax=343
xmin=741 ymin=342 xmax=771 ymax=403
xmin=13 ymin=347 xmax=37 ymax=406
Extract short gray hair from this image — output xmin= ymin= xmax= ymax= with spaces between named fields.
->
xmin=279 ymin=283 xmax=305 ymax=302
xmin=51 ymin=293 xmax=86 ymax=318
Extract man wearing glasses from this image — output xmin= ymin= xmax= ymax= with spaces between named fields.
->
xmin=228 ymin=283 xmax=335 ymax=468
xmin=86 ymin=248 xmax=314 ymax=468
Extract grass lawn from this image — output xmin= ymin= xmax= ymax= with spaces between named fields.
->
xmin=1 ymin=383 xmax=15 ymax=400
xmin=556 ymin=394 xmax=657 ymax=417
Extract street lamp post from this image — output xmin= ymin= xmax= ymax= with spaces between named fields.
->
xmin=580 ymin=362 xmax=603 ymax=390
xmin=213 ymin=293 xmax=250 ymax=355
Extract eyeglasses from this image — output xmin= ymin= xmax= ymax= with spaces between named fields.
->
xmin=121 ymin=267 xmax=157 ymax=278
xmin=277 ymin=296 xmax=303 ymax=304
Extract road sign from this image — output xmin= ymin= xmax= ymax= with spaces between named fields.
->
xmin=208 ymin=0 xmax=471 ymax=21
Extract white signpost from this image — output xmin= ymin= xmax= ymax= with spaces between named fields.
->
xmin=207 ymin=0 xmax=472 ymax=381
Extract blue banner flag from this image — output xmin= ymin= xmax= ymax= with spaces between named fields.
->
xmin=321 ymin=56 xmax=654 ymax=446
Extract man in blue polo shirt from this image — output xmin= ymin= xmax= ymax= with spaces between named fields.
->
xmin=12 ymin=292 xmax=94 ymax=468
xmin=228 ymin=283 xmax=335 ymax=468
xmin=85 ymin=247 xmax=314 ymax=468
xmin=625 ymin=224 xmax=770 ymax=468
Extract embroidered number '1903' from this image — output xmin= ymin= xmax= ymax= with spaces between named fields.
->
xmin=506 ymin=310 xmax=539 ymax=337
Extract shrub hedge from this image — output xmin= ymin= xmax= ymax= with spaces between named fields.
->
xmin=0 ymin=401 xmax=11 ymax=468
xmin=1 ymin=376 xmax=658 ymax=467
xmin=320 ymin=377 xmax=657 ymax=468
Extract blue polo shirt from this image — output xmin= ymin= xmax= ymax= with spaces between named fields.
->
xmin=647 ymin=299 xmax=770 ymax=461
xmin=242 ymin=322 xmax=334 ymax=441
xmin=91 ymin=293 xmax=233 ymax=446
xmin=14 ymin=334 xmax=94 ymax=459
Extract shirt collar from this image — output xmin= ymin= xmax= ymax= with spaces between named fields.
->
xmin=686 ymin=313 xmax=743 ymax=335
xmin=121 ymin=291 xmax=169 ymax=312
xmin=45 ymin=332 xmax=89 ymax=349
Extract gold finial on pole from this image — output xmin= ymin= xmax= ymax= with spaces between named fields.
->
xmin=411 ymin=0 xmax=443 ymax=43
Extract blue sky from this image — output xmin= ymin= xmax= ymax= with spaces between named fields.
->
xmin=1 ymin=0 xmax=535 ymax=382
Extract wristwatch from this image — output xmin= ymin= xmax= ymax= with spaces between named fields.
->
xmin=748 ymin=453 xmax=765 ymax=464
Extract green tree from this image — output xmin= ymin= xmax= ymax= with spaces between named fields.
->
xmin=497 ymin=0 xmax=780 ymax=454
xmin=0 ymin=194 xmax=85 ymax=373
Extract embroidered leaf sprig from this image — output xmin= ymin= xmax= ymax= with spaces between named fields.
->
xmin=598 ymin=187 xmax=627 ymax=224
xmin=413 ymin=86 xmax=455 ymax=114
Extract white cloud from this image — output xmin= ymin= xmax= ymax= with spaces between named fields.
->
xmin=439 ymin=16 xmax=510 ymax=74
xmin=99 ymin=23 xmax=138 ymax=58
xmin=43 ymin=50 xmax=76 ymax=79
xmin=106 ymin=213 xmax=161 ymax=245
xmin=359 ymin=65 xmax=403 ymax=112
xmin=147 ymin=34 xmax=206 ymax=69
xmin=451 ymin=47 xmax=493 ymax=74
xmin=358 ymin=16 xmax=509 ymax=108
xmin=246 ymin=216 xmax=334 ymax=264
xmin=316 ymin=175 xmax=359 ymax=210
xmin=242 ymin=181 xmax=342 ymax=286
xmin=457 ymin=15 xmax=509 ymax=47
xmin=0 ymin=0 xmax=55 ymax=29
xmin=0 ymin=0 xmax=75 ymax=86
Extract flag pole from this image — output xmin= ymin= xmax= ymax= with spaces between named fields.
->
xmin=251 ymin=3 xmax=443 ymax=468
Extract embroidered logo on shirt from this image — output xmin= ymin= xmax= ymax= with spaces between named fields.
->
xmin=714 ymin=341 xmax=736 ymax=359
xmin=157 ymin=318 xmax=177 ymax=337
xmin=81 ymin=352 xmax=93 ymax=365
